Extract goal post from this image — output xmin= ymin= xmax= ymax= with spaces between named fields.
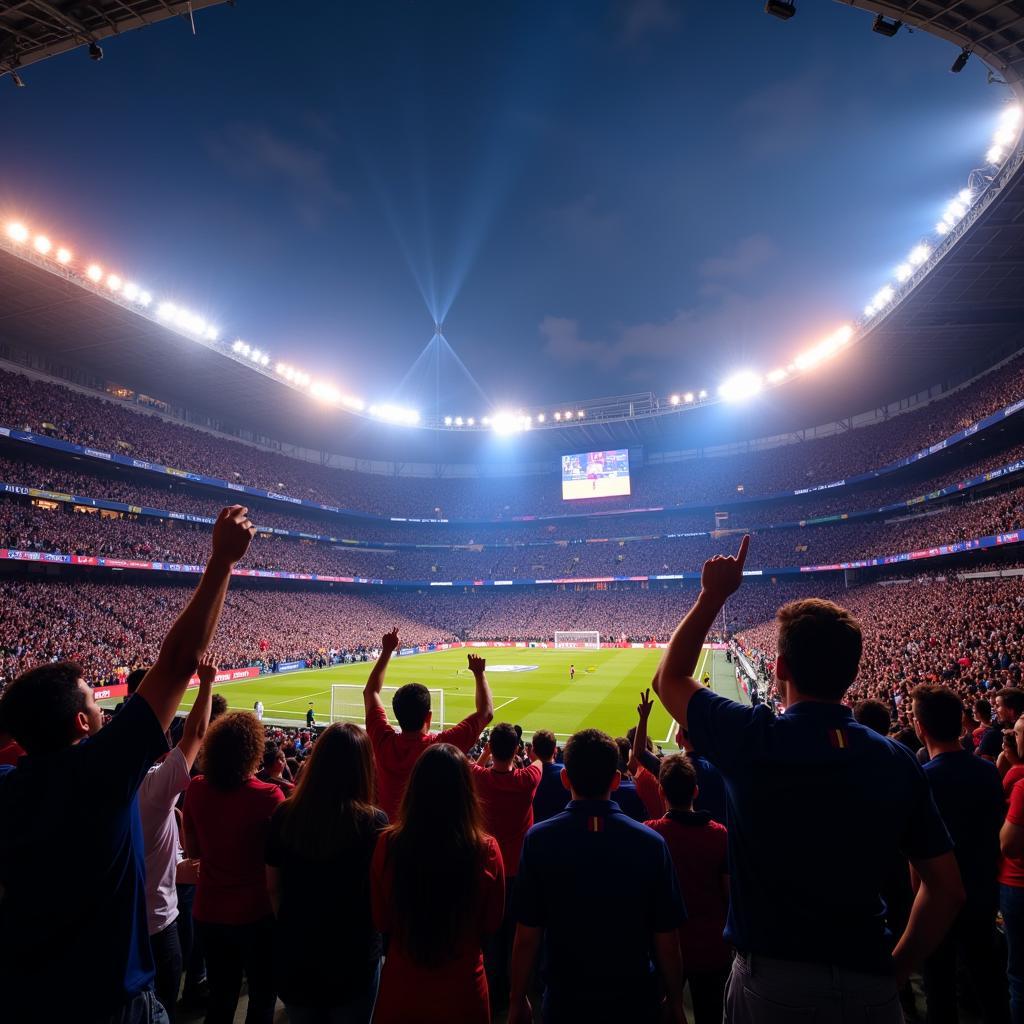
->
xmin=330 ymin=684 xmax=446 ymax=731
xmin=553 ymin=631 xmax=601 ymax=650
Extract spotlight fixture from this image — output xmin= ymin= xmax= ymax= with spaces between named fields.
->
xmin=10 ymin=71 xmax=25 ymax=88
xmin=88 ymin=41 xmax=103 ymax=61
xmin=951 ymin=49 xmax=970 ymax=74
xmin=871 ymin=15 xmax=902 ymax=37
xmin=764 ymin=0 xmax=795 ymax=21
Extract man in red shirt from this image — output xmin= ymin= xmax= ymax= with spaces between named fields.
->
xmin=363 ymin=630 xmax=493 ymax=820
xmin=472 ymin=721 xmax=542 ymax=1007
xmin=645 ymin=754 xmax=730 ymax=1024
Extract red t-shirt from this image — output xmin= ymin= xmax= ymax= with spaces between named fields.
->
xmin=371 ymin=831 xmax=504 ymax=1024
xmin=973 ymin=725 xmax=990 ymax=748
xmin=183 ymin=776 xmax=284 ymax=924
xmin=366 ymin=703 xmax=488 ymax=820
xmin=1004 ymin=766 xmax=1024 ymax=800
xmin=0 ymin=738 xmax=25 ymax=766
xmin=645 ymin=812 xmax=731 ymax=972
xmin=470 ymin=762 xmax=542 ymax=876
xmin=634 ymin=764 xmax=665 ymax=819
xmin=999 ymin=778 xmax=1024 ymax=888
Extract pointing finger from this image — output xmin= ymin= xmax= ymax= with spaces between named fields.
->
xmin=736 ymin=534 xmax=750 ymax=568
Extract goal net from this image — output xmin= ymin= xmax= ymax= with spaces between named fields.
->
xmin=330 ymin=684 xmax=446 ymax=731
xmin=553 ymin=631 xmax=601 ymax=650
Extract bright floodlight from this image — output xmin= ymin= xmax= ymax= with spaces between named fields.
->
xmin=670 ymin=394 xmax=680 ymax=405
xmin=958 ymin=188 xmax=973 ymax=204
xmin=987 ymin=146 xmax=1004 ymax=165
xmin=554 ymin=412 xmax=562 ymax=421
xmin=455 ymin=417 xmax=464 ymax=426
xmin=467 ymin=417 xmax=475 ymax=426
xmin=536 ymin=413 xmax=545 ymax=423
xmin=871 ymin=284 xmax=895 ymax=309
xmin=6 ymin=222 xmax=28 ymax=243
xmin=767 ymin=368 xmax=787 ymax=383
xmin=719 ymin=370 xmax=763 ymax=403
xmin=122 ymin=282 xmax=139 ymax=301
xmin=564 ymin=411 xmax=573 ymax=420
xmin=864 ymin=304 xmax=876 ymax=317
xmin=106 ymin=274 xmax=122 ymax=291
xmin=205 ymin=326 xmax=219 ymax=341
xmin=994 ymin=127 xmax=1016 ymax=148
xmin=895 ymin=263 xmax=912 ymax=283
xmin=56 ymin=247 xmax=72 ymax=264
xmin=138 ymin=291 xmax=152 ymax=306
xmin=908 ymin=243 xmax=930 ymax=267
xmin=936 ymin=221 xmax=950 ymax=236
xmin=577 ymin=410 xmax=585 ymax=418
xmin=698 ymin=389 xmax=708 ymax=399
xmin=87 ymin=264 xmax=103 ymax=282
xmin=33 ymin=235 xmax=51 ymax=255
xmin=444 ymin=416 xmax=453 ymax=426
xmin=684 ymin=392 xmax=694 ymax=403
xmin=482 ymin=416 xmax=492 ymax=425
xmin=1002 ymin=105 xmax=1022 ymax=127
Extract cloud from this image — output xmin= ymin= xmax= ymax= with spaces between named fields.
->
xmin=208 ymin=122 xmax=348 ymax=228
xmin=618 ymin=0 xmax=682 ymax=44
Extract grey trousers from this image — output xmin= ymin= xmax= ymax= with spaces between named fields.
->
xmin=725 ymin=952 xmax=904 ymax=1023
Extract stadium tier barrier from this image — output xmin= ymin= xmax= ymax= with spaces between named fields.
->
xmin=4 ymin=381 xmax=1024 ymax=525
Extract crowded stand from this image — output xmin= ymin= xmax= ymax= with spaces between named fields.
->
xmin=3 ymin=349 xmax=1024 ymax=518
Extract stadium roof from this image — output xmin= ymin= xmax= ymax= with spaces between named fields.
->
xmin=0 ymin=0 xmax=227 ymax=79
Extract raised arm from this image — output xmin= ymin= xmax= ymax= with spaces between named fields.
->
xmin=364 ymin=629 xmax=400 ymax=717
xmin=177 ymin=653 xmax=217 ymax=770
xmin=468 ymin=654 xmax=494 ymax=724
xmin=136 ymin=506 xmax=255 ymax=731
xmin=652 ymin=535 xmax=749 ymax=730
xmin=629 ymin=688 xmax=654 ymax=776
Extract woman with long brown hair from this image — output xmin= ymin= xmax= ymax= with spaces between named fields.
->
xmin=370 ymin=743 xmax=505 ymax=1024
xmin=265 ymin=722 xmax=387 ymax=1024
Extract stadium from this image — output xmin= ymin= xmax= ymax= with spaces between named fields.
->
xmin=4 ymin=1 xmax=1024 ymax=1023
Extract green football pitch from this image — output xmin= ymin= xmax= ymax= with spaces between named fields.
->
xmin=167 ymin=646 xmax=745 ymax=742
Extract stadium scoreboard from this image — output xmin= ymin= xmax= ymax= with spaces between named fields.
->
xmin=561 ymin=449 xmax=631 ymax=500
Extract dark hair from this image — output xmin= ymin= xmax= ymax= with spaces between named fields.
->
xmin=125 ymin=668 xmax=147 ymax=695
xmin=974 ymin=698 xmax=993 ymax=723
xmin=388 ymin=744 xmax=487 ymax=966
xmin=531 ymin=729 xmax=556 ymax=761
xmin=563 ymin=729 xmax=619 ymax=799
xmin=276 ymin=723 xmax=377 ymax=860
xmin=626 ymin=724 xmax=654 ymax=753
xmin=489 ymin=722 xmax=519 ymax=761
xmin=777 ymin=599 xmax=862 ymax=700
xmin=0 ymin=662 xmax=87 ymax=754
xmin=200 ymin=712 xmax=265 ymax=789
xmin=997 ymin=688 xmax=1024 ymax=718
xmin=912 ymin=685 xmax=965 ymax=744
xmin=659 ymin=753 xmax=697 ymax=808
xmin=853 ymin=699 xmax=891 ymax=737
xmin=262 ymin=740 xmax=282 ymax=772
xmin=614 ymin=736 xmax=631 ymax=773
xmin=210 ymin=693 xmax=229 ymax=721
xmin=892 ymin=726 xmax=923 ymax=753
xmin=392 ymin=683 xmax=431 ymax=732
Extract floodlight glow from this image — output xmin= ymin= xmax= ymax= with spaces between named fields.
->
xmin=310 ymin=381 xmax=341 ymax=404
xmin=106 ymin=274 xmax=122 ymax=291
xmin=467 ymin=417 xmax=475 ymax=426
xmin=483 ymin=416 xmax=492 ymax=425
xmin=1002 ymin=105 xmax=1022 ymax=127
xmin=554 ymin=412 xmax=562 ymax=421
xmin=871 ymin=285 xmax=895 ymax=309
xmin=444 ymin=416 xmax=453 ymax=426
xmin=684 ymin=392 xmax=694 ymax=403
xmin=670 ymin=394 xmax=680 ymax=405
xmin=250 ymin=348 xmax=262 ymax=362
xmin=958 ymin=188 xmax=973 ymax=204
xmin=895 ymin=263 xmax=912 ymax=283
xmin=719 ymin=370 xmax=763 ymax=403
xmin=205 ymin=326 xmax=219 ymax=341
xmin=87 ymin=264 xmax=103 ymax=282
xmin=138 ymin=291 xmax=152 ymax=306
xmin=343 ymin=396 xmax=365 ymax=412
xmin=6 ymin=222 xmax=28 ymax=243
xmin=259 ymin=354 xmax=269 ymax=366
xmin=994 ymin=127 xmax=1016 ymax=148
xmin=33 ymin=235 xmax=51 ymax=255
xmin=455 ymin=416 xmax=463 ymax=426
xmin=577 ymin=410 xmax=585 ymax=418
xmin=564 ymin=411 xmax=573 ymax=420
xmin=987 ymin=146 xmax=1004 ymax=165
xmin=936 ymin=221 xmax=950 ymax=236
xmin=491 ymin=411 xmax=531 ymax=435
xmin=908 ymin=243 xmax=931 ymax=266
xmin=122 ymin=282 xmax=138 ymax=301
xmin=767 ymin=368 xmax=788 ymax=383
xmin=698 ymin=390 xmax=708 ymax=399
xmin=369 ymin=403 xmax=419 ymax=426
xmin=56 ymin=247 xmax=72 ymax=264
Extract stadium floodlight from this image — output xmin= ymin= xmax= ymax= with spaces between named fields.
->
xmin=871 ymin=284 xmax=895 ymax=309
xmin=987 ymin=146 xmax=1004 ymax=165
xmin=719 ymin=370 xmax=762 ymax=403
xmin=250 ymin=348 xmax=262 ymax=362
xmin=698 ymin=389 xmax=708 ymax=399
xmin=895 ymin=263 xmax=912 ymax=283
xmin=310 ymin=381 xmax=341 ymax=404
xmin=958 ymin=188 xmax=973 ymax=205
xmin=994 ymin=127 xmax=1016 ymax=148
xmin=871 ymin=14 xmax=902 ymax=37
xmin=764 ymin=0 xmax=795 ymax=20
xmin=6 ymin=222 xmax=28 ymax=243
xmin=564 ymin=411 xmax=573 ymax=420
xmin=343 ymin=395 xmax=365 ymax=412
xmin=106 ymin=274 xmax=121 ymax=291
xmin=444 ymin=416 xmax=453 ymax=426
xmin=87 ymin=264 xmax=103 ymax=282
xmin=684 ymin=392 xmax=694 ymax=403
xmin=491 ymin=411 xmax=517 ymax=435
xmin=55 ymin=246 xmax=72 ymax=264
xmin=455 ymin=416 xmax=463 ymax=426
xmin=138 ymin=291 xmax=152 ymax=306
xmin=951 ymin=49 xmax=970 ymax=74
xmin=205 ymin=326 xmax=219 ymax=341
xmin=1004 ymin=106 xmax=1023 ymax=127
xmin=234 ymin=340 xmax=246 ymax=354
xmin=907 ymin=243 xmax=931 ymax=267
xmin=536 ymin=413 xmax=544 ymax=423
xmin=577 ymin=410 xmax=585 ymax=418
xmin=670 ymin=394 xmax=680 ymax=405
xmin=767 ymin=367 xmax=788 ymax=383
xmin=935 ymin=221 xmax=950 ymax=236
xmin=33 ymin=235 xmax=51 ymax=255
xmin=554 ymin=412 xmax=562 ymax=421
xmin=467 ymin=417 xmax=475 ymax=426
xmin=122 ymin=282 xmax=138 ymax=301
xmin=482 ymin=415 xmax=492 ymax=425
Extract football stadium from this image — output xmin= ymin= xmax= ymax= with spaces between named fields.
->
xmin=4 ymin=1 xmax=1024 ymax=1022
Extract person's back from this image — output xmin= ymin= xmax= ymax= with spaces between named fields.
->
xmin=531 ymin=730 xmax=567 ymax=823
xmin=511 ymin=729 xmax=686 ymax=1023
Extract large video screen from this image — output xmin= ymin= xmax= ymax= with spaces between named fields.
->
xmin=561 ymin=449 xmax=631 ymax=500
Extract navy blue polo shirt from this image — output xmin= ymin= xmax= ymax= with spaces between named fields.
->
xmin=687 ymin=688 xmax=952 ymax=972
xmin=923 ymin=750 xmax=1003 ymax=914
xmin=613 ymin=776 xmax=648 ymax=822
xmin=977 ymin=726 xmax=1003 ymax=760
xmin=0 ymin=693 xmax=168 ymax=1018
xmin=532 ymin=761 xmax=569 ymax=823
xmin=513 ymin=798 xmax=686 ymax=1020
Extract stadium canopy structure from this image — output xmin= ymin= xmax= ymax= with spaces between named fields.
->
xmin=0 ymin=1 xmax=228 ymax=81
xmin=1 ymin=0 xmax=1024 ymax=465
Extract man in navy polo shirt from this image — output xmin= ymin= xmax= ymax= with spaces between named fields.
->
xmin=0 ymin=506 xmax=255 ymax=1024
xmin=912 ymin=684 xmax=1010 ymax=1024
xmin=653 ymin=536 xmax=965 ymax=1023
xmin=530 ymin=728 xmax=568 ymax=823
xmin=508 ymin=728 xmax=687 ymax=1024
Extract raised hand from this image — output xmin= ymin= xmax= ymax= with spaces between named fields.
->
xmin=381 ymin=628 xmax=400 ymax=655
xmin=700 ymin=534 xmax=750 ymax=604
xmin=197 ymin=652 xmax=219 ymax=686
xmin=637 ymin=688 xmax=654 ymax=723
xmin=211 ymin=505 xmax=256 ymax=565
xmin=468 ymin=654 xmax=486 ymax=676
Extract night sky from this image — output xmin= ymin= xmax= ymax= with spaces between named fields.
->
xmin=1 ymin=1 xmax=1000 ymax=414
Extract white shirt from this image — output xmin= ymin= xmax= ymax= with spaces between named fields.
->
xmin=138 ymin=746 xmax=191 ymax=935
